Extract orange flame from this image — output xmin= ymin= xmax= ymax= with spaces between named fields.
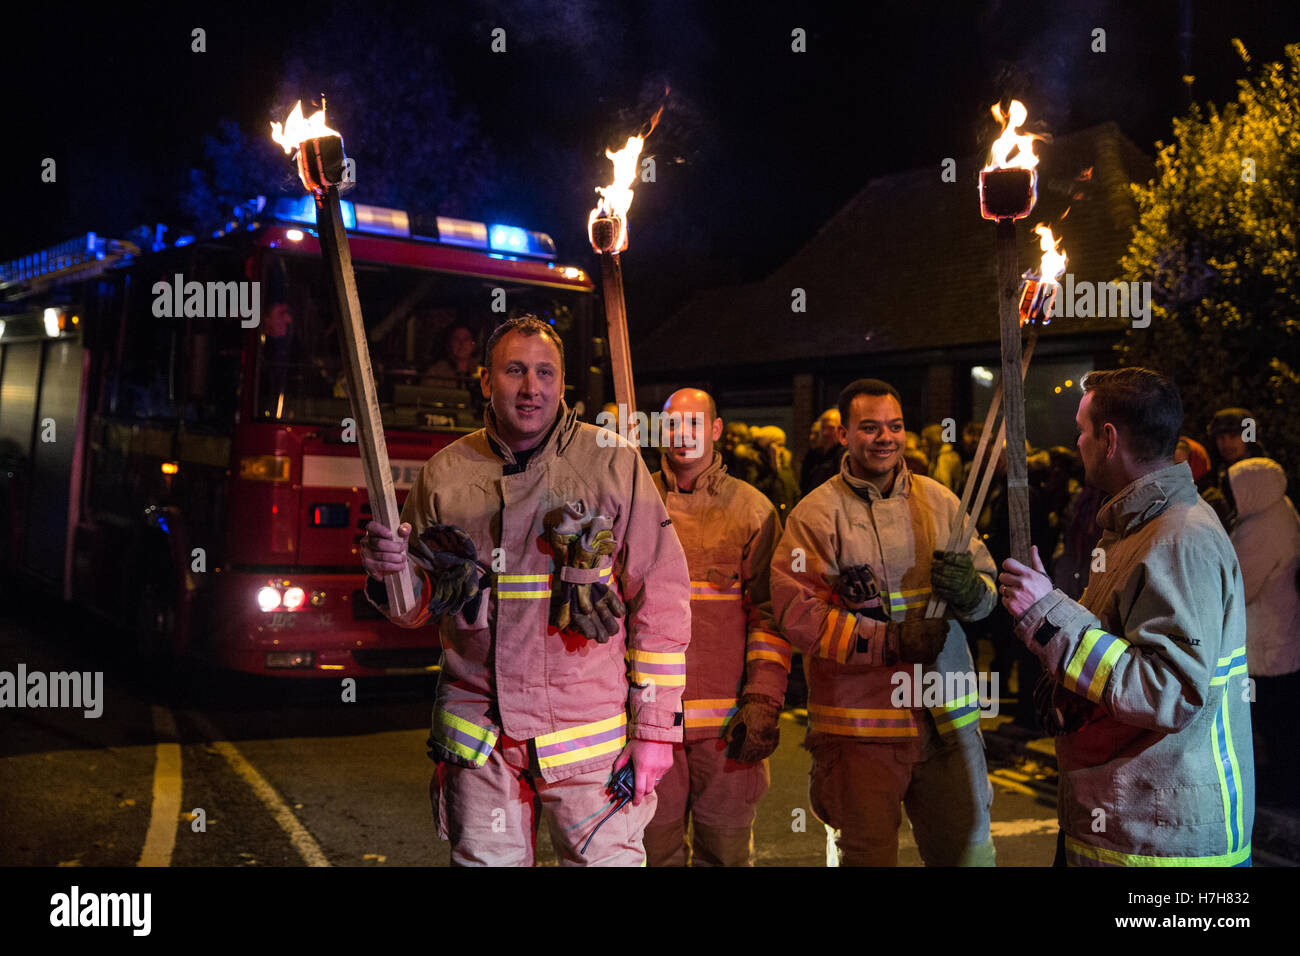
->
xmin=270 ymin=101 xmax=339 ymax=155
xmin=983 ymin=100 xmax=1042 ymax=172
xmin=588 ymin=104 xmax=665 ymax=253
xmin=1033 ymin=223 xmax=1067 ymax=283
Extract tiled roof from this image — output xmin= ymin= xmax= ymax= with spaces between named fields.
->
xmin=637 ymin=122 xmax=1153 ymax=373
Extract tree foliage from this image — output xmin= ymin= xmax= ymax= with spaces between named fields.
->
xmin=1118 ymin=42 xmax=1300 ymax=479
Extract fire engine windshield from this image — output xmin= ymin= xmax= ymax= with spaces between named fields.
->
xmin=255 ymin=252 xmax=584 ymax=430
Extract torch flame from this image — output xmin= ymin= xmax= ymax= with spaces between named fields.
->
xmin=1033 ymin=223 xmax=1067 ymax=283
xmin=270 ymin=101 xmax=340 ymax=155
xmin=588 ymin=103 xmax=665 ymax=253
xmin=984 ymin=99 xmax=1041 ymax=173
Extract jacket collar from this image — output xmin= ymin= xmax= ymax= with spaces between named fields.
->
xmin=483 ymin=400 xmax=579 ymax=468
xmin=840 ymin=451 xmax=910 ymax=502
xmin=661 ymin=450 xmax=727 ymax=494
xmin=1096 ymin=461 xmax=1196 ymax=535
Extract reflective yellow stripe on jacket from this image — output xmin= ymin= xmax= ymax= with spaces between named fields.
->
xmin=683 ymin=698 xmax=739 ymax=735
xmin=746 ymin=629 xmax=793 ymax=671
xmin=1063 ymin=627 xmax=1128 ymax=703
xmin=1065 ymin=835 xmax=1252 ymax=867
xmin=808 ymin=703 xmax=917 ymax=738
xmin=626 ymin=648 xmax=686 ymax=687
xmin=496 ymin=567 xmax=612 ymax=599
xmin=534 ymin=712 xmax=627 ymax=771
xmin=431 ymin=708 xmax=498 ymax=768
xmin=929 ymin=691 xmax=981 ymax=736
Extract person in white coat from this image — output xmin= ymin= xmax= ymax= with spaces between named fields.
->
xmin=1228 ymin=456 xmax=1300 ymax=806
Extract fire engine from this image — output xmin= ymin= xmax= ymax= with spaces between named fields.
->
xmin=0 ymin=197 xmax=600 ymax=676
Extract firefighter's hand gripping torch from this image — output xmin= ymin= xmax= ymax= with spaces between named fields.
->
xmin=272 ymin=100 xmax=417 ymax=616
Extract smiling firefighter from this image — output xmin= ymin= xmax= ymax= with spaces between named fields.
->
xmin=361 ymin=315 xmax=690 ymax=865
xmin=771 ymin=378 xmax=999 ymax=866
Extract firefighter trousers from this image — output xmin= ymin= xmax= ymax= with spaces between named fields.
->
xmin=430 ymin=732 xmax=656 ymax=866
xmin=644 ymin=737 xmax=770 ymax=866
xmin=807 ymin=717 xmax=995 ymax=867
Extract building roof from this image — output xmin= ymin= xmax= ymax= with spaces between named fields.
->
xmin=637 ymin=121 xmax=1153 ymax=374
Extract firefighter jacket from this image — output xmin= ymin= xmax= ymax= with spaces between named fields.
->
xmin=652 ymin=452 xmax=791 ymax=741
xmin=771 ymin=454 xmax=997 ymax=741
xmin=375 ymin=402 xmax=692 ymax=783
xmin=1014 ymin=462 xmax=1254 ymax=866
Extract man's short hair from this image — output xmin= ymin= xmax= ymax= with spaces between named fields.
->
xmin=484 ymin=313 xmax=565 ymax=373
xmin=1082 ymin=367 xmax=1183 ymax=462
xmin=838 ymin=379 xmax=903 ymax=426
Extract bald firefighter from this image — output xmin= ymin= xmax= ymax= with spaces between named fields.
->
xmin=361 ymin=315 xmax=691 ymax=866
xmin=771 ymin=378 xmax=998 ymax=866
xmin=643 ymin=389 xmax=790 ymax=866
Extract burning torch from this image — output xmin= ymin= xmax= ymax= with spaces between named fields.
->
xmin=587 ymin=105 xmax=663 ymax=438
xmin=926 ymin=219 xmax=1067 ymax=620
xmin=270 ymin=99 xmax=416 ymax=615
xmin=978 ymin=99 xmax=1042 ymax=567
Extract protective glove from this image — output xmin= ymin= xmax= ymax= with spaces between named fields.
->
xmin=930 ymin=550 xmax=986 ymax=616
xmin=545 ymin=501 xmax=626 ymax=641
xmin=565 ymin=515 xmax=626 ymax=643
xmin=723 ymin=693 xmax=782 ymax=762
xmin=544 ymin=501 xmax=589 ymax=631
xmin=863 ymin=617 xmax=947 ymax=665
xmin=834 ymin=563 xmax=886 ymax=619
xmin=408 ymin=523 xmax=487 ymax=621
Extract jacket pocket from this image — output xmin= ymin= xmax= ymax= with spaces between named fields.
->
xmin=1153 ymin=784 xmax=1229 ymax=828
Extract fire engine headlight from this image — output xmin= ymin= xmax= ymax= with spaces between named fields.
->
xmin=283 ymin=586 xmax=307 ymax=610
xmin=256 ymin=587 xmax=282 ymax=612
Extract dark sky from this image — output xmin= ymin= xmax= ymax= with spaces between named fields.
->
xmin=4 ymin=0 xmax=1300 ymax=330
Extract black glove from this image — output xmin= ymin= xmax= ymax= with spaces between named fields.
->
xmin=409 ymin=523 xmax=487 ymax=620
xmin=835 ymin=564 xmax=886 ymax=620
xmin=931 ymin=550 xmax=986 ymax=615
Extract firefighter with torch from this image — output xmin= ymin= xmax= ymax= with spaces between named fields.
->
xmin=361 ymin=315 xmax=692 ymax=865
xmin=998 ymin=368 xmax=1255 ymax=867
xmin=770 ymin=379 xmax=999 ymax=866
xmin=272 ymin=100 xmax=691 ymax=866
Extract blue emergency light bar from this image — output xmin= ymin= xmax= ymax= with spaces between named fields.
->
xmin=266 ymin=197 xmax=556 ymax=259
xmin=489 ymin=224 xmax=557 ymax=259
xmin=0 ymin=233 xmax=105 ymax=285
xmin=272 ymin=195 xmax=357 ymax=230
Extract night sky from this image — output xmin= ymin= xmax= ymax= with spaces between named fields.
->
xmin=5 ymin=0 xmax=1300 ymax=335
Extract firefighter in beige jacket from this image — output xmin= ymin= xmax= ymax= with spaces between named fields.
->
xmin=643 ymin=389 xmax=790 ymax=866
xmin=1001 ymin=369 xmax=1254 ymax=866
xmin=361 ymin=317 xmax=690 ymax=866
xmin=771 ymin=379 xmax=998 ymax=866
